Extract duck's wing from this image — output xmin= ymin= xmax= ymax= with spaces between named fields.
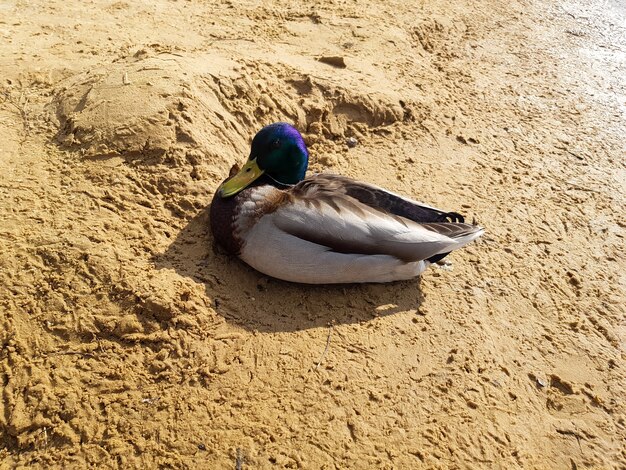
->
xmin=295 ymin=174 xmax=466 ymax=223
xmin=269 ymin=175 xmax=483 ymax=263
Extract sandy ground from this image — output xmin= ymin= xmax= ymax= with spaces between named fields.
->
xmin=1 ymin=0 xmax=625 ymax=468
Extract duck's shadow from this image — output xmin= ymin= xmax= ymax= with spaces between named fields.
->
xmin=152 ymin=206 xmax=424 ymax=333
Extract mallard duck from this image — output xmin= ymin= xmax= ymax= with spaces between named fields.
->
xmin=210 ymin=122 xmax=483 ymax=284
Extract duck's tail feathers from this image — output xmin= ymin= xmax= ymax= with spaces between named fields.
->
xmin=423 ymin=223 xmax=484 ymax=263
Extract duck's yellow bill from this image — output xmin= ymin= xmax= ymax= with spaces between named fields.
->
xmin=218 ymin=159 xmax=265 ymax=198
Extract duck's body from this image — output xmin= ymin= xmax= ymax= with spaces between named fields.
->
xmin=210 ymin=123 xmax=483 ymax=284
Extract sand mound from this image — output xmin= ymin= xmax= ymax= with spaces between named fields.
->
xmin=50 ymin=50 xmax=408 ymax=165
xmin=50 ymin=52 xmax=244 ymax=163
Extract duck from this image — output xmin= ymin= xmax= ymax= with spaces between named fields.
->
xmin=210 ymin=122 xmax=483 ymax=284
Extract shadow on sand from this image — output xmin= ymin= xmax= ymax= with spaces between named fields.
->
xmin=152 ymin=205 xmax=423 ymax=333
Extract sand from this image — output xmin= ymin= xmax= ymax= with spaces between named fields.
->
xmin=1 ymin=0 xmax=624 ymax=468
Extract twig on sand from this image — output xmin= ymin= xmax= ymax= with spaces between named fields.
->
xmin=315 ymin=324 xmax=334 ymax=370
xmin=235 ymin=448 xmax=244 ymax=470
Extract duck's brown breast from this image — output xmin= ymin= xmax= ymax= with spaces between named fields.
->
xmin=210 ymin=182 xmax=293 ymax=255
xmin=209 ymin=188 xmax=243 ymax=255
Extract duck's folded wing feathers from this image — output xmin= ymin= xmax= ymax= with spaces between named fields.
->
xmin=298 ymin=174 xmax=465 ymax=223
xmin=271 ymin=192 xmax=483 ymax=263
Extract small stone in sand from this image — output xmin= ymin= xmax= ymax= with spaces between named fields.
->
xmin=318 ymin=56 xmax=347 ymax=68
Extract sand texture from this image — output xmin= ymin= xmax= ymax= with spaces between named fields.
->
xmin=1 ymin=0 xmax=625 ymax=468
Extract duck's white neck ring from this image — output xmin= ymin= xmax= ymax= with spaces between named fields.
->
xmin=264 ymin=173 xmax=296 ymax=189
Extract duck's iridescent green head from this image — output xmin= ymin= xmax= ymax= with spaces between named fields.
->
xmin=218 ymin=123 xmax=309 ymax=198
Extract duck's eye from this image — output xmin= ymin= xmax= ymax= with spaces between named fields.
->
xmin=270 ymin=139 xmax=281 ymax=149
